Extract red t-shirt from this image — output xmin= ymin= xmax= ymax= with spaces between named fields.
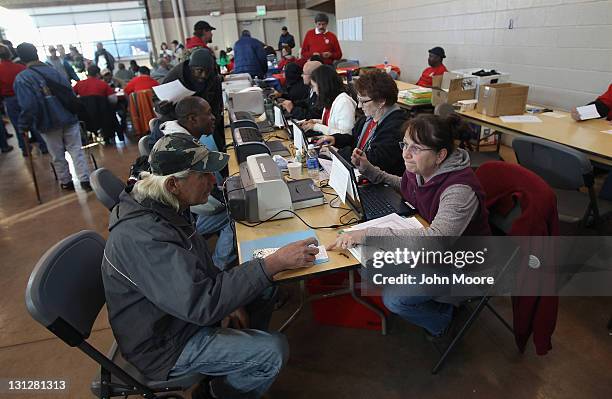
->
xmin=124 ymin=75 xmax=160 ymax=96
xmin=73 ymin=77 xmax=114 ymax=97
xmin=416 ymin=64 xmax=448 ymax=87
xmin=301 ymin=29 xmax=342 ymax=65
xmin=597 ymin=83 xmax=612 ymax=120
xmin=0 ymin=60 xmax=26 ymax=97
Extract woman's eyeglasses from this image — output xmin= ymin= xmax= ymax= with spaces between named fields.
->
xmin=398 ymin=141 xmax=435 ymax=155
xmin=357 ymin=96 xmax=373 ymax=104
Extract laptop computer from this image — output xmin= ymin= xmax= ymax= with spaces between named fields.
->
xmin=328 ymin=147 xmax=416 ymax=221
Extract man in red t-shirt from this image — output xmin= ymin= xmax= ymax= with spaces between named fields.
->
xmin=571 ymin=83 xmax=612 ymax=121
xmin=124 ymin=66 xmax=160 ymax=96
xmin=300 ymin=13 xmax=342 ymax=65
xmin=416 ymin=47 xmax=448 ymax=87
xmin=73 ymin=65 xmax=116 ymax=100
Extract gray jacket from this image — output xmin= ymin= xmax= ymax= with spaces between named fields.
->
xmin=101 ymin=189 xmax=272 ymax=380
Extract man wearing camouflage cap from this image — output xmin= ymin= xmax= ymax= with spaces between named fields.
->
xmin=102 ymin=133 xmax=319 ymax=398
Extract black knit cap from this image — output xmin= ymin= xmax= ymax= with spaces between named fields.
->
xmin=428 ymin=46 xmax=446 ymax=59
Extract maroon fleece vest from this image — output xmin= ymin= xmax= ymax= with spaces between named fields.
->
xmin=400 ymin=166 xmax=491 ymax=236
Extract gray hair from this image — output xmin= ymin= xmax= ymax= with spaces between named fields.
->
xmin=131 ymin=170 xmax=192 ymax=211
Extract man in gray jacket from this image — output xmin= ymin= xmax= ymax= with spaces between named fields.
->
xmin=102 ymin=134 xmax=318 ymax=398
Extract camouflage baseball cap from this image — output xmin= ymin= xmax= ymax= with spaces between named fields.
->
xmin=149 ymin=133 xmax=229 ymax=176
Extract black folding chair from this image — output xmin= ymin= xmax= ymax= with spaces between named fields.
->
xmin=25 ymin=230 xmax=202 ymax=398
xmin=430 ymin=194 xmax=523 ymax=374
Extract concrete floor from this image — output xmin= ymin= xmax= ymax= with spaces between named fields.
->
xmin=0 ymin=128 xmax=611 ymax=399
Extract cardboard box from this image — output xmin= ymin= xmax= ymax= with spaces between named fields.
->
xmin=476 ymin=83 xmax=529 ymax=117
xmin=431 ymin=72 xmax=477 ymax=106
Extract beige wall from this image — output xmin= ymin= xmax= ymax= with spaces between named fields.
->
xmin=148 ymin=3 xmax=336 ymax=58
xmin=336 ymin=0 xmax=612 ymax=111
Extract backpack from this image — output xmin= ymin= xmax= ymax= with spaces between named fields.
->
xmin=29 ymin=66 xmax=83 ymax=115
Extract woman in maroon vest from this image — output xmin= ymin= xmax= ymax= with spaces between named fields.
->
xmin=328 ymin=113 xmax=490 ymax=338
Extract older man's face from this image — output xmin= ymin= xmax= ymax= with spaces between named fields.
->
xmin=316 ymin=21 xmax=328 ymax=32
xmin=173 ymin=172 xmax=217 ymax=206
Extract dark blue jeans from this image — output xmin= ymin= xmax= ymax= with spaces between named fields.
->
xmin=168 ymin=288 xmax=287 ymax=399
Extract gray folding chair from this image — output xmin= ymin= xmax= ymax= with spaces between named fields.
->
xmin=512 ymin=136 xmax=612 ymax=227
xmin=25 ymin=230 xmax=202 ymax=398
xmin=138 ymin=134 xmax=152 ymax=156
xmin=90 ymin=168 xmax=126 ymax=211
xmin=434 ymin=104 xmax=503 ymax=169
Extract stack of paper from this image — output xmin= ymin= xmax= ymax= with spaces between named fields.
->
xmin=576 ymin=104 xmax=601 ymax=121
xmin=398 ymin=88 xmax=432 ymax=105
xmin=344 ymin=213 xmax=423 ymax=264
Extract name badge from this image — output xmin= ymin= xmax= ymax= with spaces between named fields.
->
xmin=325 ymin=38 xmax=330 ymax=44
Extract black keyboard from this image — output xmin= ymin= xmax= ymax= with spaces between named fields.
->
xmin=359 ymin=189 xmax=398 ymax=219
xmin=257 ymin=120 xmax=274 ymax=133
xmin=235 ymin=127 xmax=262 ymax=143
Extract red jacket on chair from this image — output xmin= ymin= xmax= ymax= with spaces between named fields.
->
xmin=476 ymin=161 xmax=559 ymax=355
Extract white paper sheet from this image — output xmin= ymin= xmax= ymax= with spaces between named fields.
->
xmin=541 ymin=112 xmax=567 ymax=119
xmin=152 ymin=80 xmax=195 ymax=103
xmin=345 ymin=212 xmax=423 ymax=232
xmin=329 ymin=153 xmax=350 ymax=204
xmin=238 ymin=86 xmax=263 ymax=93
xmin=345 ymin=213 xmax=422 ymax=263
xmin=274 ymin=106 xmax=284 ymax=127
xmin=576 ymin=104 xmax=601 ymax=121
xmin=499 ymin=115 xmax=542 ymax=123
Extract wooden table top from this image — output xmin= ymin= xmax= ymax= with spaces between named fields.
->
xmin=227 ymin=129 xmax=360 ymax=281
xmin=458 ymin=109 xmax=612 ymax=165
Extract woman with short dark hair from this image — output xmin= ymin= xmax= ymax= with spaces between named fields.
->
xmin=328 ymin=114 xmax=491 ymax=339
xmin=300 ymin=65 xmax=356 ymax=136
xmin=331 ymin=69 xmax=408 ymax=176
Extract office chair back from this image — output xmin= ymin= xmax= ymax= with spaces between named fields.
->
xmin=138 ymin=134 xmax=151 ymax=156
xmin=25 ymin=230 xmax=106 ymax=344
xmin=512 ymin=136 xmax=593 ymax=190
xmin=26 ymin=231 xmax=200 ymax=398
xmin=90 ymin=168 xmax=126 ymax=211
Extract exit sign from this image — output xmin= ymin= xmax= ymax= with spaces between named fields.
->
xmin=256 ymin=5 xmax=266 ymax=16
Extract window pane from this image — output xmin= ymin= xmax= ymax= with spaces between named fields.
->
xmin=38 ymin=25 xmax=77 ymax=48
xmin=115 ymin=38 xmax=149 ymax=58
xmin=112 ymin=21 xmax=146 ymax=39
xmin=76 ymin=23 xmax=114 ymax=44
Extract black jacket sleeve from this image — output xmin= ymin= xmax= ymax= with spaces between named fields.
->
xmin=589 ymin=99 xmax=610 ymax=119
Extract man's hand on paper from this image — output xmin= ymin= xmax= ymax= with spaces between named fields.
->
xmin=570 ymin=107 xmax=580 ymax=121
xmin=264 ymin=238 xmax=320 ymax=275
xmin=327 ymin=230 xmax=366 ymax=251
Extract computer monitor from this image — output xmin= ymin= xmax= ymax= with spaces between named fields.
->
xmin=328 ymin=147 xmax=363 ymax=220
